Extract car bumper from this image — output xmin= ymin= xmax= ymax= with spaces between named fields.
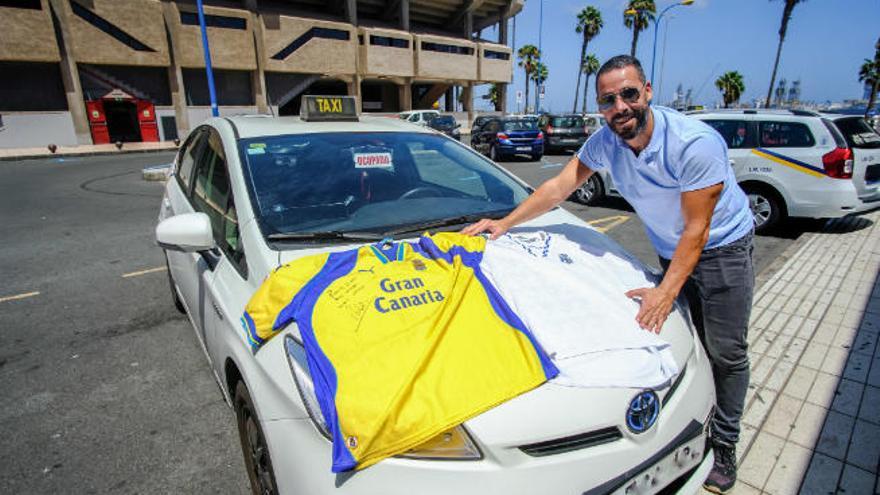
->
xmin=498 ymin=143 xmax=543 ymax=155
xmin=261 ymin=344 xmax=715 ymax=495
xmin=546 ymin=137 xmax=586 ymax=149
xmin=788 ymin=181 xmax=878 ymax=218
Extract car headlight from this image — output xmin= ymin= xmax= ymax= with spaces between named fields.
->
xmin=285 ymin=336 xmax=482 ymax=460
xmin=399 ymin=425 xmax=482 ymax=460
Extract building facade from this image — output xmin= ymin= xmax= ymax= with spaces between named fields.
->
xmin=0 ymin=0 xmax=519 ymax=148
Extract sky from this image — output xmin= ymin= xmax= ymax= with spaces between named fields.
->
xmin=474 ymin=0 xmax=880 ymax=112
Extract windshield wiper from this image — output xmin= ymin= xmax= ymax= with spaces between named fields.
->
xmin=384 ymin=210 xmax=512 ymax=236
xmin=267 ymin=230 xmax=384 ymax=242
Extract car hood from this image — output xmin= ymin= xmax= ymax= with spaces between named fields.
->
xmin=271 ymin=209 xmax=695 ymax=442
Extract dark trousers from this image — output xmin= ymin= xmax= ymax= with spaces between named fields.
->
xmin=660 ymin=231 xmax=754 ymax=446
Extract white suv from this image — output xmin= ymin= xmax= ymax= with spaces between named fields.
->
xmin=573 ymin=109 xmax=880 ymax=232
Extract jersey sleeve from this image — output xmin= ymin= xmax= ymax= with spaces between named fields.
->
xmin=243 ymin=252 xmax=331 ymax=351
xmin=576 ymin=130 xmax=607 ymax=171
xmin=677 ymin=133 xmax=729 ymax=192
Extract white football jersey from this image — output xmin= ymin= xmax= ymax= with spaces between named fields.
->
xmin=481 ymin=227 xmax=679 ymax=388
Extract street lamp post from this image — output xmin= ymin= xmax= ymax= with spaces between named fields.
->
xmin=625 ymin=0 xmax=693 ymax=84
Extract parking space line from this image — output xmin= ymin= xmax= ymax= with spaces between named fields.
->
xmin=541 ymin=161 xmax=564 ymax=169
xmin=587 ymin=215 xmax=631 ymax=233
xmin=122 ymin=266 xmax=167 ymax=278
xmin=0 ymin=291 xmax=40 ymax=303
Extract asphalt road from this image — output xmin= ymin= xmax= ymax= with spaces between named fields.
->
xmin=0 ymin=150 xmax=819 ymax=493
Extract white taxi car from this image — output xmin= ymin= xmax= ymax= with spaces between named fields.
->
xmin=573 ymin=109 xmax=880 ymax=232
xmin=155 ymin=96 xmax=715 ymax=494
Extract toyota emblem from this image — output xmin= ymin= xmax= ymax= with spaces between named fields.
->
xmin=626 ymin=390 xmax=659 ymax=434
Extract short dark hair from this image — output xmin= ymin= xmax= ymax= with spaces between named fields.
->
xmin=596 ymin=55 xmax=646 ymax=92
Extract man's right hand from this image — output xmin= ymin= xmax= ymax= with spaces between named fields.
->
xmin=460 ymin=218 xmax=510 ymax=240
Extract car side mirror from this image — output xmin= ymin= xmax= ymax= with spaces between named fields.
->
xmin=156 ymin=212 xmax=215 ymax=252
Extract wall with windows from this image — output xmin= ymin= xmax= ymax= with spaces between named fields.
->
xmin=61 ymin=0 xmax=169 ymax=67
xmin=414 ymin=35 xmax=476 ymax=81
xmin=358 ymin=27 xmax=413 ymax=78
xmin=0 ymin=0 xmax=59 ymax=63
xmin=261 ymin=15 xmax=356 ymax=75
xmin=170 ymin=3 xmax=255 ymax=70
xmin=477 ymin=43 xmax=512 ymax=83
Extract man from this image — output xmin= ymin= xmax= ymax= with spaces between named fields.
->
xmin=731 ymin=124 xmax=747 ymax=147
xmin=461 ymin=55 xmax=753 ymax=494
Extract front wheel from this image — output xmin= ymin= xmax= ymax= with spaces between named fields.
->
xmin=572 ymin=174 xmax=605 ymax=205
xmin=235 ymin=381 xmax=279 ymax=495
xmin=743 ymin=185 xmax=784 ymax=233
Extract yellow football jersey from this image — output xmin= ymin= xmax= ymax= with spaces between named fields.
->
xmin=243 ymin=232 xmax=557 ymax=472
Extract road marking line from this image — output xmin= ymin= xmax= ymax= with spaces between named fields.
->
xmin=541 ymin=161 xmax=564 ymax=169
xmin=122 ymin=266 xmax=167 ymax=278
xmin=587 ymin=215 xmax=631 ymax=233
xmin=0 ymin=291 xmax=40 ymax=303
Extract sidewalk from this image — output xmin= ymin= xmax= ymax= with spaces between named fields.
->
xmin=0 ymin=141 xmax=178 ymax=161
xmin=715 ymin=209 xmax=880 ymax=494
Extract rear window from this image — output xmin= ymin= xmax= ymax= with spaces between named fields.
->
xmin=503 ymin=120 xmax=538 ymax=131
xmin=831 ymin=117 xmax=880 ymax=149
xmin=431 ymin=115 xmax=456 ymax=126
xmin=759 ymin=121 xmax=815 ymax=148
xmin=551 ymin=116 xmax=584 ymax=128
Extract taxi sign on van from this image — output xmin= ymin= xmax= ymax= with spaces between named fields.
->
xmin=300 ymin=95 xmax=359 ymax=122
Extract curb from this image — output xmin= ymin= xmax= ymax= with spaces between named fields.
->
xmin=0 ymin=145 xmax=178 ymax=162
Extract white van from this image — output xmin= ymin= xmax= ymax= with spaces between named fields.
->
xmin=573 ymin=109 xmax=880 ymax=232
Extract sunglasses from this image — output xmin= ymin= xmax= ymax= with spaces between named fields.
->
xmin=597 ymin=84 xmax=645 ymax=111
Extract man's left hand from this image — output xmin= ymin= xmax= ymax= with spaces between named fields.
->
xmin=625 ymin=287 xmax=676 ymax=333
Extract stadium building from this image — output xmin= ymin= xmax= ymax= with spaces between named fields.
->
xmin=0 ymin=0 xmax=521 ymax=147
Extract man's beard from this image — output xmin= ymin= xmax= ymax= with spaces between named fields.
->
xmin=609 ymin=106 xmax=648 ymax=140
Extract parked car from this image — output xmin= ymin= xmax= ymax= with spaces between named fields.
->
xmin=575 ymin=109 xmax=880 ymax=232
xmin=538 ymin=114 xmax=588 ymax=154
xmin=427 ymin=114 xmax=461 ymax=140
xmin=399 ymin=110 xmax=439 ymax=126
xmin=471 ymin=117 xmax=544 ymax=161
xmin=470 ymin=115 xmax=496 ymax=135
xmin=584 ymin=113 xmax=606 ymax=135
xmin=155 ymin=96 xmax=714 ymax=495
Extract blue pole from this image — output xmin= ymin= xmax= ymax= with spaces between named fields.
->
xmin=196 ymin=0 xmax=219 ymax=117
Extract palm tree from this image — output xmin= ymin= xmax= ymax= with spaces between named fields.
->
xmin=518 ymin=44 xmax=540 ymax=112
xmin=715 ymin=71 xmax=745 ymax=108
xmin=531 ymin=62 xmax=549 ymax=112
xmin=623 ymin=0 xmax=655 ymax=58
xmin=581 ymin=54 xmax=600 ymax=113
xmin=488 ymin=83 xmax=502 ymax=111
xmin=765 ymin=0 xmax=805 ymax=108
xmin=859 ymin=37 xmax=880 ymax=118
xmin=573 ymin=7 xmax=603 ymax=113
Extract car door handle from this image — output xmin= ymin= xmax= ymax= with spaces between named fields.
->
xmin=211 ymin=301 xmax=224 ymax=321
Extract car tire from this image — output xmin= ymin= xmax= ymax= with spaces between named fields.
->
xmin=742 ymin=184 xmax=784 ymax=233
xmin=531 ymin=153 xmax=543 ymax=161
xmin=490 ymin=144 xmax=501 ymax=162
xmin=235 ymin=380 xmax=280 ymax=495
xmin=572 ymin=173 xmax=605 ymax=205
xmin=165 ymin=256 xmax=186 ymax=314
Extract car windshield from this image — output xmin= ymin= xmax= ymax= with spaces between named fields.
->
xmin=239 ymin=132 xmax=529 ymax=237
xmin=833 ymin=117 xmax=880 ymax=149
xmin=551 ymin=116 xmax=584 ymax=127
xmin=503 ymin=120 xmax=538 ymax=131
xmin=431 ymin=116 xmax=456 ymax=127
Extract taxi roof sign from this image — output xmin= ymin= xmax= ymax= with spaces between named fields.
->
xmin=300 ymin=95 xmax=359 ymax=122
